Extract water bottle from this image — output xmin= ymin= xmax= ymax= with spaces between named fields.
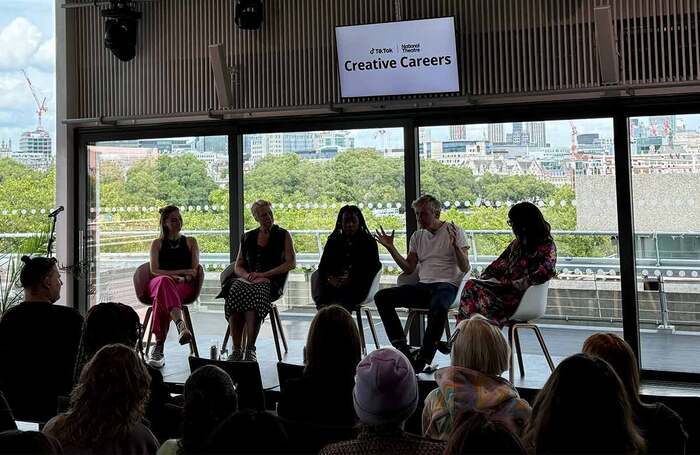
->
xmin=210 ymin=338 xmax=218 ymax=360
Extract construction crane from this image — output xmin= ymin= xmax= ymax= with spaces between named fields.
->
xmin=22 ymin=69 xmax=48 ymax=129
xmin=569 ymin=120 xmax=578 ymax=159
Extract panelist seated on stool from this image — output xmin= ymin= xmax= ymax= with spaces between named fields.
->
xmin=456 ymin=201 xmax=557 ymax=327
xmin=141 ymin=205 xmax=202 ymax=368
xmin=313 ymin=205 xmax=381 ymax=313
xmin=218 ymin=199 xmax=296 ymax=363
xmin=373 ymin=194 xmax=471 ymax=373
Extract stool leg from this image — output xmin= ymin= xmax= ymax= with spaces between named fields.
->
xmin=356 ymin=308 xmax=367 ymax=356
xmin=403 ymin=311 xmax=417 ymax=337
xmin=142 ymin=306 xmax=153 ymax=357
xmin=508 ymin=324 xmax=515 ymax=383
xmin=273 ymin=306 xmax=288 ymax=353
xmin=444 ymin=318 xmax=452 ymax=341
xmin=364 ymin=308 xmax=380 ymax=350
xmin=513 ymin=326 xmax=525 ymax=377
xmin=222 ymin=326 xmax=230 ymax=352
xmin=269 ymin=311 xmax=283 ymax=361
xmin=531 ymin=325 xmax=555 ymax=371
xmin=182 ymin=306 xmax=199 ymax=357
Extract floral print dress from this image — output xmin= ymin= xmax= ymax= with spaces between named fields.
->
xmin=458 ymin=238 xmax=557 ymax=326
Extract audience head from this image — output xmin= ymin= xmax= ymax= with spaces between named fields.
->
xmin=452 ymin=314 xmax=510 ymax=377
xmin=305 ymin=305 xmax=361 ymax=380
xmin=73 ymin=302 xmax=141 ymax=382
xmin=158 ymin=205 xmax=182 ymax=240
xmin=205 ymin=410 xmax=287 ymax=454
xmin=412 ymin=194 xmax=442 ymax=228
xmin=251 ymin=199 xmax=274 ymax=230
xmin=333 ymin=205 xmax=370 ymax=238
xmin=508 ymin=202 xmax=552 ymax=248
xmin=582 ymin=332 xmax=643 ymax=409
xmin=524 ymin=353 xmax=644 ymax=454
xmin=0 ymin=430 xmax=62 ymax=454
xmin=56 ymin=344 xmax=151 ymax=449
xmin=444 ymin=411 xmax=527 ymax=455
xmin=353 ymin=348 xmax=418 ymax=429
xmin=180 ymin=365 xmax=238 ymax=454
xmin=19 ymin=256 xmax=61 ymax=303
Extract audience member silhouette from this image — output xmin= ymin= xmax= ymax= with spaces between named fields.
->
xmin=423 ymin=314 xmax=530 ymax=440
xmin=321 ymin=348 xmax=446 ymax=455
xmin=583 ymin=333 xmax=687 ymax=454
xmin=157 ymin=365 xmax=238 ymax=455
xmin=374 ymin=195 xmax=470 ymax=372
xmin=523 ymin=353 xmax=645 ymax=454
xmin=0 ymin=430 xmax=62 ymax=454
xmin=277 ymin=305 xmax=361 ymax=425
xmin=0 ymin=256 xmax=82 ymax=422
xmin=204 ymin=410 xmax=288 ymax=454
xmin=314 ymin=205 xmax=381 ymax=312
xmin=72 ymin=301 xmax=179 ymax=442
xmin=459 ymin=201 xmax=556 ymax=326
xmin=443 ymin=411 xmax=527 ymax=455
xmin=147 ymin=205 xmax=200 ymax=368
xmin=43 ymin=344 xmax=159 ymax=454
xmin=219 ymin=199 xmax=296 ymax=362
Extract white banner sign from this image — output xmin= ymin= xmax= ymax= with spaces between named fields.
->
xmin=335 ymin=17 xmax=460 ymax=98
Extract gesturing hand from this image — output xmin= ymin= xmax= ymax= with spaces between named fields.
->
xmin=373 ymin=226 xmax=395 ymax=249
xmin=446 ymin=221 xmax=458 ymax=246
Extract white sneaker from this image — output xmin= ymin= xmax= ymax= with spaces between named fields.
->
xmin=148 ymin=344 xmax=165 ymax=368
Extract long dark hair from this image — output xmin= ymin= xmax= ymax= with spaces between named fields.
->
xmin=179 ymin=365 xmax=238 ymax=454
xmin=53 ymin=344 xmax=151 ymax=449
xmin=523 ymin=353 xmax=645 ymax=454
xmin=508 ymin=202 xmax=552 ymax=252
xmin=330 ymin=205 xmax=371 ymax=239
xmin=304 ymin=305 xmax=361 ymax=380
xmin=73 ymin=302 xmax=143 ymax=384
xmin=444 ymin=411 xmax=527 ymax=454
xmin=158 ymin=205 xmax=181 ymax=240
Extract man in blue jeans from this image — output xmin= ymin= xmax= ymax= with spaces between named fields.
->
xmin=374 ymin=195 xmax=471 ymax=372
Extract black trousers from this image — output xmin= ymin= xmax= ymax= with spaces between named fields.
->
xmin=375 ymin=282 xmax=458 ymax=362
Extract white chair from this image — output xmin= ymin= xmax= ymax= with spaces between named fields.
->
xmin=220 ymin=263 xmax=289 ymax=361
xmin=506 ymin=281 xmax=555 ymax=383
xmin=398 ymin=269 xmax=469 ymax=341
xmin=310 ymin=268 xmax=383 ymax=356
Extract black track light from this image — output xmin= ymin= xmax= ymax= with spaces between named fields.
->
xmin=235 ymin=0 xmax=264 ymax=30
xmin=102 ymin=1 xmax=142 ymax=62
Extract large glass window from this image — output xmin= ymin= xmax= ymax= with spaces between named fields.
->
xmin=86 ymin=136 xmax=229 ymax=320
xmin=0 ymin=2 xmax=57 ymax=313
xmin=242 ymin=128 xmax=406 ymax=312
xmin=630 ymin=114 xmax=700 ymax=374
xmin=419 ymin=119 xmax=619 ymax=368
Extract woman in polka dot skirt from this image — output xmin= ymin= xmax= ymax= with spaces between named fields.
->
xmin=220 ymin=200 xmax=296 ymax=361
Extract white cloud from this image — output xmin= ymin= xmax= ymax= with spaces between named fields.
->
xmin=0 ymin=73 xmax=29 ymax=109
xmin=0 ymin=17 xmax=43 ymax=71
xmin=32 ymin=36 xmax=55 ymax=70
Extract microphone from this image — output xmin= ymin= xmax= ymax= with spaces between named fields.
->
xmin=48 ymin=206 xmax=65 ymax=217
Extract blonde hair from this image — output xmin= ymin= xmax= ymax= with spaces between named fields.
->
xmin=412 ymin=194 xmax=441 ymax=214
xmin=452 ymin=314 xmax=509 ymax=376
xmin=250 ymin=200 xmax=272 ymax=219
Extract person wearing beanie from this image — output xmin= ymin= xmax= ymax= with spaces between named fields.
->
xmin=321 ymin=348 xmax=446 ymax=455
xmin=0 ymin=256 xmax=83 ymax=423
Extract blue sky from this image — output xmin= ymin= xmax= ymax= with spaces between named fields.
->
xmin=0 ymin=0 xmax=55 ymax=151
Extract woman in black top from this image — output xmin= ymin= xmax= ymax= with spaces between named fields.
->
xmin=315 ymin=205 xmax=381 ymax=312
xmin=147 ymin=205 xmax=200 ymax=368
xmin=222 ymin=200 xmax=296 ymax=362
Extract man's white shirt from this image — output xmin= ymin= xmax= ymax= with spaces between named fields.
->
xmin=409 ymin=222 xmax=468 ymax=288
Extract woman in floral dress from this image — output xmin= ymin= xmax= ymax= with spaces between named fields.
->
xmin=458 ymin=202 xmax=557 ymax=326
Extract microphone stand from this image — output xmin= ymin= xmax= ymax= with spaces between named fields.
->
xmin=47 ymin=206 xmax=64 ymax=258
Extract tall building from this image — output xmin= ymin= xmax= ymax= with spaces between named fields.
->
xmin=15 ymin=127 xmax=52 ymax=169
xmin=449 ymin=125 xmax=467 ymax=140
xmin=526 ymin=121 xmax=546 ymax=146
xmin=511 ymin=122 xmax=524 ymax=145
xmin=487 ymin=124 xmax=505 ymax=144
